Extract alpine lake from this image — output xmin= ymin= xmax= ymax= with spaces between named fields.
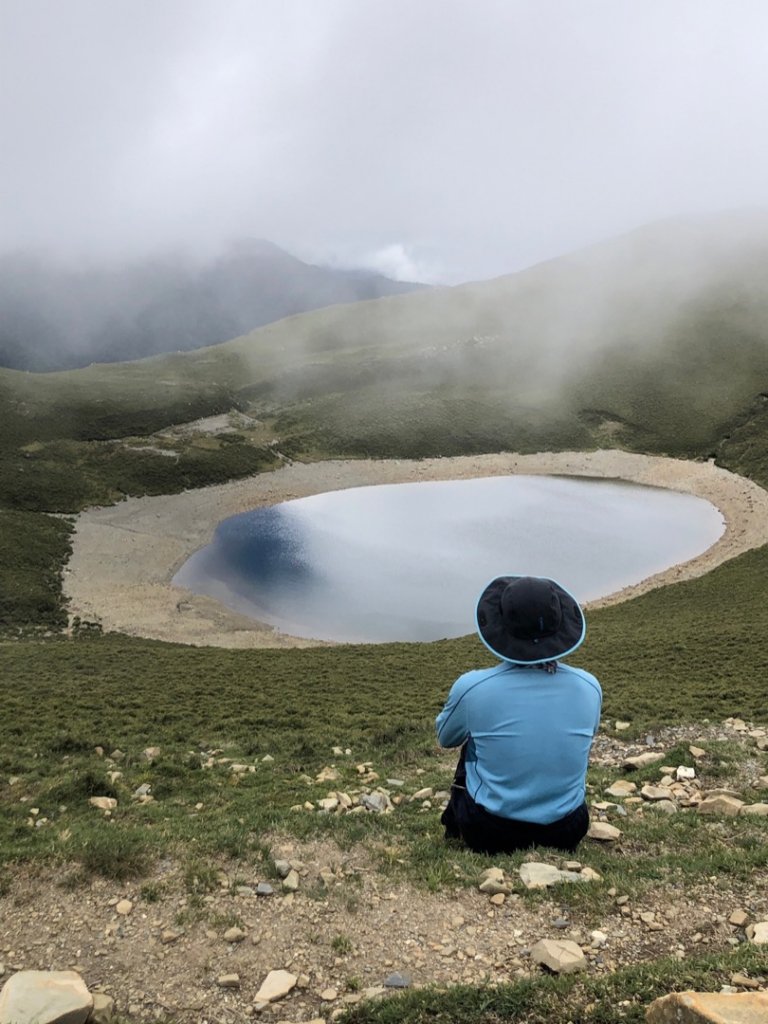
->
xmin=172 ymin=475 xmax=724 ymax=644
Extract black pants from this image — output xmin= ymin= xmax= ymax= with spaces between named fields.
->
xmin=441 ymin=746 xmax=589 ymax=855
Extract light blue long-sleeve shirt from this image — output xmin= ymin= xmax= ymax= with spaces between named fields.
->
xmin=436 ymin=662 xmax=602 ymax=824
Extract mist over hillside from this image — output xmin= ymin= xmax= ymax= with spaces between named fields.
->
xmin=0 ymin=239 xmax=425 ymax=372
xmin=4 ymin=212 xmax=768 ymax=513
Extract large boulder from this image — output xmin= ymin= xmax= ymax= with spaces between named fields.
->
xmin=646 ymin=991 xmax=768 ymax=1024
xmin=0 ymin=971 xmax=93 ymax=1024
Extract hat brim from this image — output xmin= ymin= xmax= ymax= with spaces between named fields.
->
xmin=475 ymin=575 xmax=586 ymax=664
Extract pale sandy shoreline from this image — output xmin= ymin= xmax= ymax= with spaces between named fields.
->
xmin=63 ymin=450 xmax=768 ymax=649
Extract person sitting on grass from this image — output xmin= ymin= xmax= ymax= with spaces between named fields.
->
xmin=436 ymin=574 xmax=602 ymax=855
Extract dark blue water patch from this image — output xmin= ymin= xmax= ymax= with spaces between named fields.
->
xmin=172 ymin=475 xmax=724 ymax=643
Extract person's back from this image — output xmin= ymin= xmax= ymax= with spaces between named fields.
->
xmin=437 ymin=661 xmax=601 ymax=824
xmin=436 ymin=574 xmax=602 ymax=854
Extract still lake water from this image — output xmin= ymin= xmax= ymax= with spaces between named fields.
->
xmin=173 ymin=475 xmax=724 ymax=643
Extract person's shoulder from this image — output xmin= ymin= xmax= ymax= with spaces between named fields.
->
xmin=452 ymin=664 xmax=507 ymax=690
xmin=559 ymin=663 xmax=603 ymax=697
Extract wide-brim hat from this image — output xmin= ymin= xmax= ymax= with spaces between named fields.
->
xmin=475 ymin=575 xmax=585 ymax=664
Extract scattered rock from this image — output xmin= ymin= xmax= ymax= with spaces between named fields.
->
xmin=115 ymin=899 xmax=132 ymax=916
xmin=748 ymin=921 xmax=768 ymax=944
xmin=0 ymin=970 xmax=93 ymax=1024
xmin=697 ymin=795 xmax=745 ymax=816
xmin=217 ymin=974 xmax=240 ymax=989
xmin=256 ymin=883 xmax=274 ymax=896
xmin=646 ymin=991 xmax=768 ymax=1024
xmin=652 ymin=799 xmax=678 ymax=815
xmin=141 ymin=746 xmax=161 ymax=762
xmin=361 ymin=792 xmax=392 ymax=814
xmin=412 ymin=788 xmax=434 ymax=800
xmin=689 ymin=745 xmax=707 ymax=758
xmin=490 ymin=893 xmax=506 ymax=906
xmin=623 ymin=752 xmax=665 ymax=770
xmin=254 ymin=970 xmax=297 ymax=1003
xmin=478 ymin=875 xmax=510 ymax=895
xmin=741 ymin=803 xmax=768 ymax=816
xmin=282 ymin=870 xmax=300 ymax=892
xmin=273 ymin=860 xmax=291 ymax=878
xmin=320 ymin=988 xmax=338 ymax=1001
xmin=729 ymin=909 xmax=750 ymax=928
xmin=605 ymin=780 xmax=637 ymax=798
xmin=519 ymin=863 xmax=564 ymax=889
xmin=223 ymin=927 xmax=245 ymax=943
xmin=88 ymin=797 xmax=117 ymax=812
xmin=731 ymin=975 xmax=762 ymax=990
xmin=383 ymin=973 xmax=411 ymax=988
xmin=676 ymin=766 xmax=696 ymax=780
xmin=530 ymin=939 xmax=587 ymax=974
xmin=587 ymin=822 xmax=622 ymax=842
xmin=89 ymin=992 xmax=115 ymax=1024
xmin=641 ymin=785 xmax=675 ymax=802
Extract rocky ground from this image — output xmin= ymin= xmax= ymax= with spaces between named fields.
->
xmin=1 ymin=719 xmax=767 ymax=1024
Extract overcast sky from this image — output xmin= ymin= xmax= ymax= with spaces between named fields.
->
xmin=3 ymin=0 xmax=768 ymax=283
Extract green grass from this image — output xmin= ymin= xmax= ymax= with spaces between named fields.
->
xmin=340 ymin=946 xmax=768 ymax=1024
xmin=1 ymin=541 xmax=767 ymax=883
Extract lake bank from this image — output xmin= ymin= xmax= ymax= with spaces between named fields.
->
xmin=63 ymin=450 xmax=768 ymax=649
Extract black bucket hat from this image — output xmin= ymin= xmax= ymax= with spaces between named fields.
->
xmin=475 ymin=575 xmax=586 ymax=664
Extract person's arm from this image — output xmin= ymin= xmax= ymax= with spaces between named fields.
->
xmin=435 ymin=674 xmax=471 ymax=748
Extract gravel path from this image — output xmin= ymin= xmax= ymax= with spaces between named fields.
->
xmin=63 ymin=450 xmax=768 ymax=648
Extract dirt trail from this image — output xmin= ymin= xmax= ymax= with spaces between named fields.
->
xmin=63 ymin=450 xmax=768 ymax=648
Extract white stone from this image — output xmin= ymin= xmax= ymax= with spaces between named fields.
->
xmin=676 ymin=766 xmax=696 ymax=781
xmin=519 ymin=863 xmax=565 ymax=889
xmin=115 ymin=899 xmax=132 ymax=916
xmin=0 ymin=970 xmax=93 ymax=1024
xmin=750 ymin=921 xmax=768 ymax=944
xmin=531 ymin=939 xmax=587 ymax=974
xmin=254 ymin=970 xmax=297 ymax=1003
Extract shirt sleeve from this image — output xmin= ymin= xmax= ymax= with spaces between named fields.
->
xmin=435 ymin=674 xmax=471 ymax=748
